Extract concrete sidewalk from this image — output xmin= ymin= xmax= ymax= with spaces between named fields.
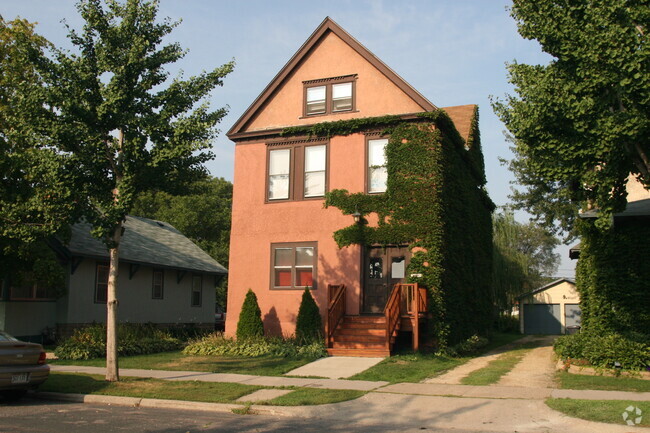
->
xmin=50 ymin=365 xmax=650 ymax=401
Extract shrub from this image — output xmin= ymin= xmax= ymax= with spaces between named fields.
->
xmin=444 ymin=334 xmax=489 ymax=357
xmin=554 ymin=332 xmax=649 ymax=371
xmin=54 ymin=323 xmax=184 ymax=360
xmin=183 ymin=334 xmax=326 ymax=359
xmin=236 ymin=289 xmax=264 ymax=340
xmin=295 ymin=288 xmax=323 ymax=343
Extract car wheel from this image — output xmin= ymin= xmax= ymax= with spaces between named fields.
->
xmin=1 ymin=390 xmax=28 ymax=402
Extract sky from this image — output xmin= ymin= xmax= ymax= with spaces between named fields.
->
xmin=1 ymin=0 xmax=576 ymax=278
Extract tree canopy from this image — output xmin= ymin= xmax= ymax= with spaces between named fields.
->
xmin=492 ymin=211 xmax=560 ymax=313
xmin=493 ymin=0 xmax=649 ymax=235
xmin=4 ymin=0 xmax=234 ymax=381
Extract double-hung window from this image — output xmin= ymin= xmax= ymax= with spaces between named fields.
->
xmin=95 ymin=263 xmax=109 ymax=303
xmin=267 ymin=142 xmax=327 ymax=201
xmin=367 ymin=137 xmax=388 ymax=193
xmin=152 ymin=269 xmax=164 ymax=299
xmin=271 ymin=242 xmax=317 ymax=290
xmin=191 ymin=275 xmax=202 ymax=307
xmin=304 ymin=75 xmax=356 ymax=116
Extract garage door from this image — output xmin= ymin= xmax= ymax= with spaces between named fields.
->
xmin=523 ymin=304 xmax=562 ymax=334
xmin=564 ymin=304 xmax=582 ymax=328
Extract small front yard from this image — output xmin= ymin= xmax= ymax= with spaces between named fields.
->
xmin=41 ymin=372 xmax=365 ymax=407
xmin=51 ymin=351 xmax=314 ymax=376
xmin=546 ymin=398 xmax=649 ymax=427
xmin=556 ymin=371 xmax=650 ymax=393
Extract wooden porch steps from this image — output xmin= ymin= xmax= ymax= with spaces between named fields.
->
xmin=327 ymin=315 xmax=392 ymax=357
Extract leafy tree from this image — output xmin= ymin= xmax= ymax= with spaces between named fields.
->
xmin=493 ymin=0 xmax=649 ymax=234
xmin=131 ymin=176 xmax=232 ymax=306
xmin=0 ymin=18 xmax=76 ymax=244
xmin=236 ymin=289 xmax=264 ymax=340
xmin=492 ymin=211 xmax=560 ymax=313
xmin=13 ymin=0 xmax=233 ymax=381
xmin=295 ymin=288 xmax=322 ymax=343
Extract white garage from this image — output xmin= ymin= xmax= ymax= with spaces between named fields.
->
xmin=518 ymin=279 xmax=581 ymax=335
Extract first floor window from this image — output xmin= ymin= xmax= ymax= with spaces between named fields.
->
xmin=95 ymin=263 xmax=109 ymax=303
xmin=152 ymin=269 xmax=164 ymax=299
xmin=368 ymin=137 xmax=388 ymax=193
xmin=191 ymin=275 xmax=202 ymax=307
xmin=271 ymin=242 xmax=317 ymax=289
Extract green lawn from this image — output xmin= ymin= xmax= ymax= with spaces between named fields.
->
xmin=556 ymin=371 xmax=650 ymax=392
xmin=460 ymin=346 xmax=533 ymax=385
xmin=546 ymin=398 xmax=650 ymax=427
xmin=40 ymin=372 xmax=365 ymax=406
xmin=50 ymin=351 xmax=314 ymax=376
xmin=349 ymin=352 xmax=465 ymax=383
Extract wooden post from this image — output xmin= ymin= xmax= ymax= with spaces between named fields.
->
xmin=413 ymin=284 xmax=420 ymax=351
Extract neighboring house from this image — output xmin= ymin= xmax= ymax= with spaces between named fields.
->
xmin=225 ymin=17 xmax=491 ymax=355
xmin=0 ymin=215 xmax=227 ymax=342
xmin=518 ymin=279 xmax=580 ymax=335
xmin=568 ymin=176 xmax=650 ymax=334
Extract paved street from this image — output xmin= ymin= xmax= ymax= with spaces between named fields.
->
xmin=0 ymin=398 xmax=481 ymax=433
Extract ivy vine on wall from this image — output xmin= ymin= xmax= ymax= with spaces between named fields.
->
xmin=282 ymin=108 xmax=494 ymax=348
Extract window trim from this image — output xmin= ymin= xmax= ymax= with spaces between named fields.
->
xmin=191 ymin=274 xmax=202 ymax=307
xmin=365 ymin=134 xmax=389 ymax=194
xmin=270 ymin=242 xmax=318 ymax=290
xmin=265 ymin=139 xmax=329 ymax=203
xmin=302 ymin=75 xmax=357 ymax=117
xmin=152 ymin=269 xmax=164 ymax=300
xmin=95 ymin=262 xmax=109 ymax=304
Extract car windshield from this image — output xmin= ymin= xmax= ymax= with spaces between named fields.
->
xmin=0 ymin=331 xmax=19 ymax=342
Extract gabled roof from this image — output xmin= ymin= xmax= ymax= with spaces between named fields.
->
xmin=517 ymin=278 xmax=576 ymax=299
xmin=62 ymin=216 xmax=227 ymax=275
xmin=227 ymin=17 xmax=436 ymax=138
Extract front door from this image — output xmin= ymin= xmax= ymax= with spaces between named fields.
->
xmin=363 ymin=246 xmax=410 ymax=313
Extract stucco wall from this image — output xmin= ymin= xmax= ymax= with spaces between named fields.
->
xmin=519 ymin=281 xmax=580 ymax=333
xmin=245 ymin=32 xmax=424 ymax=132
xmin=62 ymin=260 xmax=215 ymax=326
xmin=0 ymin=301 xmax=57 ymax=340
xmin=226 ymin=133 xmax=372 ymax=337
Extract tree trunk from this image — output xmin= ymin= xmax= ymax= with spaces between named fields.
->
xmin=105 ymin=222 xmax=122 ymax=382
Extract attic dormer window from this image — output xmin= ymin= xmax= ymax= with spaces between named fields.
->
xmin=303 ymin=75 xmax=356 ymax=116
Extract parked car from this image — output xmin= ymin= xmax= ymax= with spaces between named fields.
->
xmin=0 ymin=331 xmax=50 ymax=400
xmin=215 ymin=304 xmax=226 ymax=332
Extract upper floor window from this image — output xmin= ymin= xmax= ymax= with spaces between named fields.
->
xmin=267 ymin=142 xmax=328 ymax=202
xmin=303 ymin=75 xmax=356 ymax=117
xmin=367 ymin=137 xmax=388 ymax=193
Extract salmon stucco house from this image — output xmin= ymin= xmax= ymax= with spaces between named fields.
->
xmin=225 ymin=18 xmax=493 ymax=356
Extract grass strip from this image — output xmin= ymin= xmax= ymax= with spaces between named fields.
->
xmin=265 ymin=388 xmax=365 ymax=406
xmin=460 ymin=346 xmax=533 ymax=386
xmin=556 ymin=371 xmax=650 ymax=392
xmin=40 ymin=372 xmax=365 ymax=407
xmin=50 ymin=351 xmax=314 ymax=376
xmin=546 ymin=398 xmax=649 ymax=427
xmin=349 ymin=353 xmax=465 ymax=383
xmin=40 ymin=372 xmax=261 ymax=403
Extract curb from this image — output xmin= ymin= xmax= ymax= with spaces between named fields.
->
xmin=32 ymin=391 xmax=295 ymax=415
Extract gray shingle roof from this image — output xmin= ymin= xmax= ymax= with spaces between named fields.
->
xmin=579 ymin=198 xmax=650 ymax=219
xmin=65 ymin=215 xmax=227 ymax=275
xmin=517 ymin=278 xmax=576 ymax=299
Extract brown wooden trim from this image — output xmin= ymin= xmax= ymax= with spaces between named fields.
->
xmin=270 ymin=242 xmax=318 ymax=290
xmin=227 ymin=17 xmax=436 ymax=138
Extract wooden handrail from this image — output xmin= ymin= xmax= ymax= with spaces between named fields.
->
xmin=326 ymin=284 xmax=346 ymax=348
xmin=384 ymin=283 xmax=402 ymax=346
